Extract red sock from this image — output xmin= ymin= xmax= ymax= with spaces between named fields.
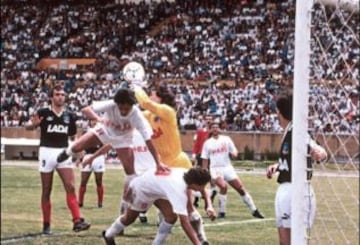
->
xmin=41 ymin=200 xmax=51 ymax=224
xmin=66 ymin=193 xmax=81 ymax=222
xmin=78 ymin=186 xmax=86 ymax=205
xmin=97 ymin=185 xmax=104 ymax=205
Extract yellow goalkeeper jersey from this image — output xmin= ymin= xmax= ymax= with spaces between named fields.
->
xmin=134 ymin=86 xmax=192 ymax=169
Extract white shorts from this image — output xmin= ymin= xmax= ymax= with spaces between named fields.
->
xmin=90 ymin=124 xmax=133 ymax=149
xmin=125 ymin=179 xmax=163 ymax=212
xmin=38 ymin=147 xmax=74 ymax=173
xmin=275 ymin=182 xmax=316 ymax=228
xmin=210 ymin=165 xmax=238 ymax=182
xmin=81 ymin=154 xmax=105 ymax=173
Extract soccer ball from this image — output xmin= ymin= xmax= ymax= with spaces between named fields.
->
xmin=122 ymin=61 xmax=146 ymax=84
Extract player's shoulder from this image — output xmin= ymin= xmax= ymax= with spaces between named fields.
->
xmin=203 ymin=137 xmax=212 ymax=145
xmin=37 ymin=107 xmax=50 ymax=115
xmin=131 ymin=105 xmax=143 ymax=116
xmin=63 ymin=109 xmax=77 ymax=119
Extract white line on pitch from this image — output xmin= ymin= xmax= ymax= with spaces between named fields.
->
xmin=204 ymin=218 xmax=274 ymax=227
xmin=0 ymin=232 xmax=71 ymax=244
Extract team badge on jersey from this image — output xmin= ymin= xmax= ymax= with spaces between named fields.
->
xmin=282 ymin=142 xmax=289 ymax=155
xmin=63 ymin=114 xmax=70 ymax=124
xmin=46 ymin=116 xmax=53 ymax=121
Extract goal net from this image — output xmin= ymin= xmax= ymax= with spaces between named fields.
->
xmin=293 ymin=0 xmax=359 ymax=244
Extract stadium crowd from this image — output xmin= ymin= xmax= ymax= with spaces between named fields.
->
xmin=1 ymin=0 xmax=359 ymax=133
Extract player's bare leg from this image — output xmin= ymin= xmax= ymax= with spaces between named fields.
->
xmin=78 ymin=172 xmax=91 ymax=207
xmin=195 ymin=180 xmax=217 ymax=208
xmin=57 ymin=132 xmax=101 ymax=163
xmin=278 ymin=227 xmax=291 ymax=245
xmin=115 ymin=148 xmax=135 ymax=175
xmin=153 ymin=199 xmax=177 ymax=245
xmin=40 ymin=172 xmax=54 ymax=235
xmin=215 ymin=177 xmax=228 ymax=218
xmin=57 ymin=168 xmax=91 ymax=231
xmin=209 ymin=179 xmax=218 ymax=203
xmin=94 ymin=172 xmax=104 ymax=208
xmin=118 ymin=172 xmax=137 ymax=235
xmin=228 ymin=178 xmax=264 ymax=219
xmin=103 ymin=208 xmax=140 ymax=244
xmin=187 ymin=190 xmax=209 ymax=244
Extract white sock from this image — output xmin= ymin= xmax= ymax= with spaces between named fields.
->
xmin=241 ymin=192 xmax=257 ymax=212
xmin=152 ymin=221 xmax=173 ymax=245
xmin=105 ymin=218 xmax=126 ymax=238
xmin=218 ymin=194 xmax=227 ymax=213
xmin=157 ymin=209 xmax=164 ymax=226
xmin=190 ymin=210 xmax=208 ymax=242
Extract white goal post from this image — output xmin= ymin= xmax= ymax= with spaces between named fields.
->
xmin=292 ymin=0 xmax=312 ymax=244
xmin=292 ymin=0 xmax=359 ymax=244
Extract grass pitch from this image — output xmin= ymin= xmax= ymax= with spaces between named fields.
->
xmin=1 ymin=161 xmax=358 ymax=245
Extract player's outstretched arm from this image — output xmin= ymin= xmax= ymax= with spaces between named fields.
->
xmin=201 ymin=159 xmax=209 ymax=170
xmin=81 ymin=106 xmax=109 ymax=125
xmin=82 ymin=144 xmax=112 ymax=168
xmin=200 ymin=188 xmax=216 ymax=221
xmin=309 ymin=139 xmax=328 ymax=162
xmin=266 ymin=163 xmax=279 ymax=179
xmin=133 ymin=86 xmax=175 ymax=123
xmin=179 ymin=214 xmax=202 ymax=245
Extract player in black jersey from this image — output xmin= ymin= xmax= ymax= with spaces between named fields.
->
xmin=25 ymin=85 xmax=90 ymax=234
xmin=266 ymin=95 xmax=327 ymax=245
xmin=77 ymin=119 xmax=106 ymax=208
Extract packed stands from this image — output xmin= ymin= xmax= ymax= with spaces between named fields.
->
xmin=1 ymin=0 xmax=359 ymax=133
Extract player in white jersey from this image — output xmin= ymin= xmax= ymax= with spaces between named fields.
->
xmin=201 ymin=122 xmax=264 ymax=219
xmin=82 ymin=129 xmax=157 ymax=224
xmin=121 ymin=129 xmax=156 ymax=223
xmin=85 ymin=129 xmax=212 ymax=243
xmin=56 ymin=88 xmax=169 ymax=178
xmin=102 ymin=167 xmax=212 ymax=245
xmin=132 ymin=129 xmax=157 ymax=175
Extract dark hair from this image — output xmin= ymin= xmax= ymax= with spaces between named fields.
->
xmin=183 ymin=168 xmax=211 ymax=186
xmin=114 ymin=88 xmax=137 ymax=105
xmin=156 ymin=82 xmax=176 ymax=108
xmin=276 ymin=95 xmax=293 ymax=120
xmin=49 ymin=84 xmax=64 ymax=98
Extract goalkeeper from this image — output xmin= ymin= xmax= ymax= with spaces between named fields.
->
xmin=266 ymin=94 xmax=327 ymax=245
xmin=130 ymin=77 xmax=216 ymax=245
